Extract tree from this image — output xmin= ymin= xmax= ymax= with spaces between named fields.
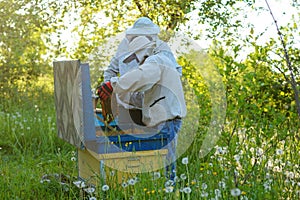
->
xmin=0 ymin=0 xmax=50 ymax=99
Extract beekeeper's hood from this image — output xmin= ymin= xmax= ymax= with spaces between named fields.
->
xmin=126 ymin=17 xmax=160 ymax=35
xmin=123 ymin=36 xmax=156 ymax=64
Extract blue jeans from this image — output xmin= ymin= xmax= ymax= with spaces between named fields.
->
xmin=157 ymin=118 xmax=182 ymax=181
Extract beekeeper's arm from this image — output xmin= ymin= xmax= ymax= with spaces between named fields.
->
xmin=111 ymin=62 xmax=161 ymax=95
xmin=103 ymin=38 xmax=129 ymax=82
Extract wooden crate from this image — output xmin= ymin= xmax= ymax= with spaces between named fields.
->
xmin=78 ymin=148 xmax=168 ymax=186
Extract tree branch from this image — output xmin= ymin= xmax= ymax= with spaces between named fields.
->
xmin=265 ymin=0 xmax=300 ymax=119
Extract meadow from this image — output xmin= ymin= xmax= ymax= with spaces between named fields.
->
xmin=0 ymin=77 xmax=299 ymax=200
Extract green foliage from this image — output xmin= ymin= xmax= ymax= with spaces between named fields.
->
xmin=1 ymin=0 xmax=300 ymax=199
xmin=0 ymin=0 xmax=52 ymax=101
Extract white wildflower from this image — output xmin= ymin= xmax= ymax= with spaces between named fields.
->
xmin=128 ymin=178 xmax=136 ymax=185
xmin=89 ymin=197 xmax=97 ymax=200
xmin=276 ymin=149 xmax=283 ymax=155
xmin=218 ymin=181 xmax=226 ymax=189
xmin=215 ymin=189 xmax=221 ymax=197
xmin=234 ymin=155 xmax=240 ymax=162
xmin=84 ymin=187 xmax=95 ymax=194
xmin=183 ymin=187 xmax=192 ymax=194
xmin=173 ymin=176 xmax=179 ymax=182
xmin=263 ymin=182 xmax=271 ymax=191
xmin=40 ymin=179 xmax=50 ymax=184
xmin=165 ymin=180 xmax=175 ymax=187
xmin=240 ymin=196 xmax=249 ymax=200
xmin=153 ymin=172 xmax=161 ymax=180
xmin=182 ymin=157 xmax=188 ymax=165
xmin=273 ymin=166 xmax=282 ymax=173
xmin=266 ymin=160 xmax=273 ymax=169
xmin=73 ymin=180 xmax=86 ymax=188
xmin=201 ymin=183 xmax=208 ymax=190
xmin=71 ymin=157 xmax=76 ymax=162
xmin=122 ymin=182 xmax=128 ymax=188
xmin=216 ymin=146 xmax=226 ymax=155
xmin=102 ymin=184 xmax=109 ymax=191
xmin=110 ymin=171 xmax=115 ymax=176
xmin=200 ymin=191 xmax=208 ymax=197
xmin=286 ymin=171 xmax=295 ymax=179
xmin=230 ymin=188 xmax=241 ymax=197
xmin=180 ymin=173 xmax=187 ymax=180
xmin=165 ymin=186 xmax=174 ymax=193
xmin=256 ymin=148 xmax=264 ymax=157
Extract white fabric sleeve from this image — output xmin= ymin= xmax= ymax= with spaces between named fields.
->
xmin=103 ymin=56 xmax=119 ymax=82
xmin=113 ymin=63 xmax=161 ymax=94
xmin=103 ymin=38 xmax=129 ymax=82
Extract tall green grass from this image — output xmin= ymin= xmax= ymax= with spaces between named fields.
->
xmin=0 ymin=82 xmax=299 ymax=199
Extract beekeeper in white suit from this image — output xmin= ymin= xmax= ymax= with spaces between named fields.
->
xmin=99 ymin=17 xmax=182 ymax=126
xmin=104 ymin=17 xmax=182 ymax=81
xmin=99 ymin=35 xmax=187 ymax=181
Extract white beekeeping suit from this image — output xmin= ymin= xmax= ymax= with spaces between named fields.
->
xmin=111 ymin=36 xmax=187 ymax=126
xmin=104 ymin=17 xmax=182 ymax=84
xmin=103 ymin=17 xmax=182 ymax=125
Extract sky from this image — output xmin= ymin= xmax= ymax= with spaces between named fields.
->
xmin=185 ymin=0 xmax=299 ymax=50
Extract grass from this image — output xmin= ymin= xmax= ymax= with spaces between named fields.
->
xmin=0 ymin=89 xmax=300 ymax=200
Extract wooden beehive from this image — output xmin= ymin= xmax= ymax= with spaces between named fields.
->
xmin=78 ymin=148 xmax=168 ymax=186
xmin=53 ymin=60 xmax=169 ymax=186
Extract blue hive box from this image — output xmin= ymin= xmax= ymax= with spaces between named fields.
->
xmin=92 ymin=112 xmax=170 ymax=154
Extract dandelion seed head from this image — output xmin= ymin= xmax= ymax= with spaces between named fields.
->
xmin=84 ymin=187 xmax=95 ymax=194
xmin=200 ymin=191 xmax=208 ymax=197
xmin=183 ymin=187 xmax=192 ymax=194
xmin=201 ymin=183 xmax=208 ymax=190
xmin=73 ymin=180 xmax=86 ymax=188
xmin=110 ymin=171 xmax=115 ymax=176
xmin=173 ymin=176 xmax=179 ymax=182
xmin=234 ymin=155 xmax=240 ymax=162
xmin=263 ymin=182 xmax=271 ymax=191
xmin=122 ymin=182 xmax=128 ymax=188
xmin=276 ymin=149 xmax=283 ymax=155
xmin=286 ymin=171 xmax=295 ymax=179
xmin=128 ymin=178 xmax=136 ymax=185
xmin=273 ymin=166 xmax=282 ymax=173
xmin=218 ymin=181 xmax=226 ymax=189
xmin=153 ymin=172 xmax=161 ymax=180
xmin=215 ymin=189 xmax=221 ymax=197
xmin=165 ymin=180 xmax=175 ymax=187
xmin=230 ymin=188 xmax=241 ymax=197
xmin=182 ymin=157 xmax=188 ymax=165
xmin=180 ymin=173 xmax=187 ymax=180
xmin=256 ymin=148 xmax=264 ymax=157
xmin=165 ymin=186 xmax=174 ymax=193
xmin=102 ymin=184 xmax=109 ymax=191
